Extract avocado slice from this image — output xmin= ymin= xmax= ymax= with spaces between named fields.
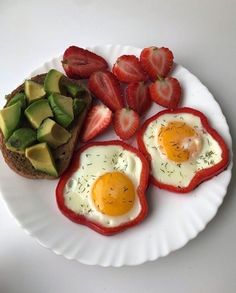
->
xmin=48 ymin=93 xmax=74 ymax=127
xmin=25 ymin=142 xmax=58 ymax=177
xmin=7 ymin=93 xmax=27 ymax=109
xmin=6 ymin=128 xmax=36 ymax=153
xmin=73 ymin=98 xmax=86 ymax=116
xmin=44 ymin=69 xmax=64 ymax=94
xmin=25 ymin=99 xmax=53 ymax=129
xmin=25 ymin=80 xmax=46 ymax=103
xmin=37 ymin=118 xmax=71 ymax=149
xmin=65 ymin=83 xmax=87 ymax=98
xmin=66 ymin=83 xmax=82 ymax=98
xmin=0 ymin=102 xmax=21 ymax=140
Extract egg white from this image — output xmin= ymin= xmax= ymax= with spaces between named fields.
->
xmin=143 ymin=113 xmax=222 ymax=188
xmin=63 ymin=145 xmax=143 ymax=227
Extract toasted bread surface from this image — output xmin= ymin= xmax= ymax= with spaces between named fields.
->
xmin=0 ymin=74 xmax=92 ymax=179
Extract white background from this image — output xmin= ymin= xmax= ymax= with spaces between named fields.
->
xmin=0 ymin=0 xmax=235 ymax=292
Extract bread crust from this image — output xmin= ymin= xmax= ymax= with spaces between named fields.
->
xmin=0 ymin=74 xmax=92 ymax=179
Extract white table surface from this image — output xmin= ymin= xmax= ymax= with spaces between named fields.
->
xmin=0 ymin=0 xmax=235 ymax=292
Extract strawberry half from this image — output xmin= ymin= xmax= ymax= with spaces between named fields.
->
xmin=112 ymin=55 xmax=147 ymax=83
xmin=149 ymin=77 xmax=181 ymax=109
xmin=126 ymin=82 xmax=152 ymax=115
xmin=81 ymin=105 xmax=112 ymax=142
xmin=140 ymin=47 xmax=174 ymax=80
xmin=62 ymin=46 xmax=108 ymax=79
xmin=113 ymin=108 xmax=140 ymax=140
xmin=88 ymin=70 xmax=124 ymax=112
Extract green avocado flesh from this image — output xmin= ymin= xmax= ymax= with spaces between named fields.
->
xmin=44 ymin=69 xmax=63 ymax=94
xmin=0 ymin=102 xmax=21 ymax=140
xmin=1 ymin=69 xmax=88 ymax=176
xmin=48 ymin=93 xmax=74 ymax=127
xmin=25 ymin=142 xmax=58 ymax=177
xmin=73 ymin=98 xmax=86 ymax=116
xmin=65 ymin=83 xmax=87 ymax=98
xmin=24 ymin=99 xmax=53 ymax=129
xmin=37 ymin=118 xmax=71 ymax=149
xmin=7 ymin=93 xmax=27 ymax=109
xmin=6 ymin=128 xmax=36 ymax=153
xmin=24 ymin=80 xmax=46 ymax=103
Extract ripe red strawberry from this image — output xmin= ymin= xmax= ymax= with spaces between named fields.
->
xmin=62 ymin=46 xmax=108 ymax=79
xmin=113 ymin=108 xmax=140 ymax=140
xmin=88 ymin=70 xmax=124 ymax=112
xmin=112 ymin=55 xmax=147 ymax=83
xmin=81 ymin=105 xmax=112 ymax=142
xmin=140 ymin=47 xmax=174 ymax=80
xmin=149 ymin=77 xmax=181 ymax=109
xmin=126 ymin=82 xmax=152 ymax=115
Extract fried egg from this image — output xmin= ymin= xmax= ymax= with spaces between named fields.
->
xmin=63 ymin=142 xmax=147 ymax=228
xmin=139 ymin=108 xmax=227 ymax=191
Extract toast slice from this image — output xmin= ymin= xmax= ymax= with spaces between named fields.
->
xmin=0 ymin=73 xmax=92 ymax=179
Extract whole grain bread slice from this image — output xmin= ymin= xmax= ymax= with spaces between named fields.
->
xmin=0 ymin=74 xmax=92 ymax=179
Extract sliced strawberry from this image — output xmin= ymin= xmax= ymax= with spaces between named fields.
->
xmin=126 ymin=82 xmax=152 ymax=115
xmin=140 ymin=47 xmax=174 ymax=80
xmin=62 ymin=46 xmax=108 ymax=79
xmin=149 ymin=77 xmax=181 ymax=109
xmin=113 ymin=108 xmax=140 ymax=140
xmin=112 ymin=55 xmax=147 ymax=83
xmin=81 ymin=105 xmax=112 ymax=142
xmin=88 ymin=70 xmax=124 ymax=112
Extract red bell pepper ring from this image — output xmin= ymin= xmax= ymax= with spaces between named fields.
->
xmin=137 ymin=107 xmax=229 ymax=193
xmin=56 ymin=140 xmax=149 ymax=235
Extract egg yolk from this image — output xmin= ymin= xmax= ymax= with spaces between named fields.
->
xmin=92 ymin=172 xmax=135 ymax=216
xmin=158 ymin=121 xmax=202 ymax=162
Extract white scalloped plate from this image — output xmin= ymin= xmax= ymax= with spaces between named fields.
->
xmin=0 ymin=45 xmax=233 ymax=267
